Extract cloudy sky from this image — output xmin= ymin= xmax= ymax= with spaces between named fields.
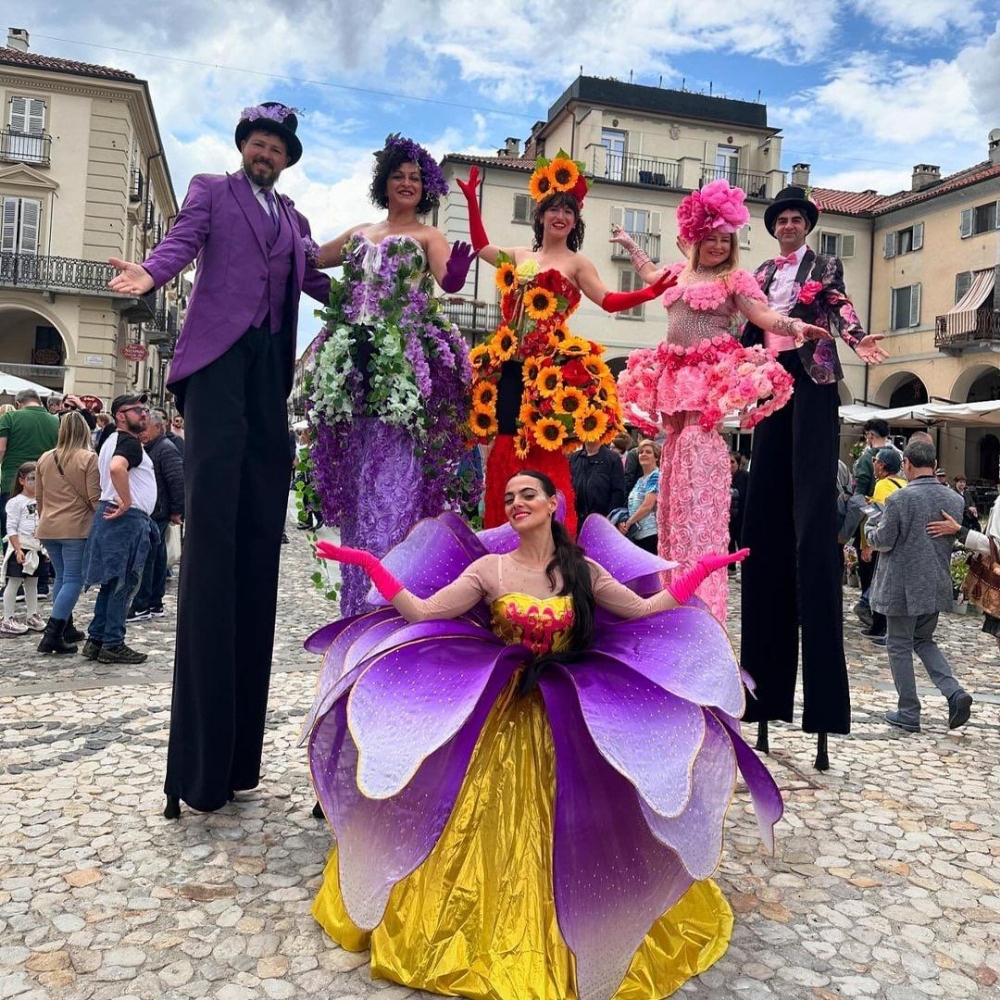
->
xmin=14 ymin=1 xmax=1000 ymax=342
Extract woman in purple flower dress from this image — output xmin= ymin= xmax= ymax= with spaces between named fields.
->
xmin=303 ymin=474 xmax=784 ymax=1000
xmin=307 ymin=135 xmax=476 ymax=617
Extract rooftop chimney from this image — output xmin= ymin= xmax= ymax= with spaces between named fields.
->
xmin=6 ymin=27 xmax=29 ymax=52
xmin=497 ymin=137 xmax=521 ymax=159
xmin=911 ymin=164 xmax=940 ymax=192
xmin=790 ymin=163 xmax=810 ymax=187
xmin=989 ymin=129 xmax=1000 ymax=166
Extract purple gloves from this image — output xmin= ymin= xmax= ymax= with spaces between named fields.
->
xmin=439 ymin=240 xmax=476 ymax=293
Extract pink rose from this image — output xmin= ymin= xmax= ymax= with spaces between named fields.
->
xmin=797 ymin=280 xmax=824 ymax=306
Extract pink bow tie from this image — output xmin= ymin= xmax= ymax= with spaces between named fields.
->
xmin=774 ymin=253 xmax=798 ymax=269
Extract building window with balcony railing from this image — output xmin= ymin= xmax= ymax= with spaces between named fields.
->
xmin=3 ymin=96 xmax=49 ymax=167
xmin=130 ymin=167 xmax=144 ymax=203
xmin=700 ymin=162 xmax=768 ymax=200
xmin=610 ymin=207 xmax=662 ymax=263
xmin=1 ymin=196 xmax=41 ymax=281
xmin=890 ymin=282 xmax=922 ymax=330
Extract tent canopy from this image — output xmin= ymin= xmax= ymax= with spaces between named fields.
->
xmin=0 ymin=369 xmax=55 ymax=398
xmin=840 ymin=399 xmax=1000 ymax=429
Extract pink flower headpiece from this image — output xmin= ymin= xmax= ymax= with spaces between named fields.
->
xmin=676 ymin=180 xmax=750 ymax=245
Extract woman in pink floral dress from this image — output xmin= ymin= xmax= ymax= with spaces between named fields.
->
xmin=615 ymin=181 xmax=829 ymax=621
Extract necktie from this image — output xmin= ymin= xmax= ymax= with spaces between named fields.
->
xmin=264 ymin=190 xmax=279 ymax=235
xmin=774 ymin=252 xmax=798 ymax=269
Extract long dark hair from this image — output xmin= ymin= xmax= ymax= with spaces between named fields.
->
xmin=512 ymin=471 xmax=596 ymax=694
xmin=532 ymin=191 xmax=585 ymax=252
xmin=370 ymin=142 xmax=439 ymax=216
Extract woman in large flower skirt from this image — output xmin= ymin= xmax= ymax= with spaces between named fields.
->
xmin=458 ymin=154 xmax=675 ymax=537
xmin=307 ymin=135 xmax=475 ymax=617
xmin=615 ymin=181 xmax=829 ymax=621
xmin=304 ymin=471 xmax=784 ymax=1000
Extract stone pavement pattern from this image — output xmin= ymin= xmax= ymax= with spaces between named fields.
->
xmin=1 ymin=517 xmax=999 ymax=999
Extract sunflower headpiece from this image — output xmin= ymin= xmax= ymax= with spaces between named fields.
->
xmin=528 ymin=149 xmax=589 ymax=207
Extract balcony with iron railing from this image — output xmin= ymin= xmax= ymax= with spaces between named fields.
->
xmin=0 ymin=251 xmax=156 ymax=321
xmin=0 ymin=129 xmax=51 ymax=167
xmin=130 ymin=167 xmax=144 ymax=203
xmin=700 ymin=164 xmax=769 ymax=199
xmin=935 ymin=309 xmax=1000 ymax=353
xmin=441 ymin=299 xmax=502 ymax=342
xmin=593 ymin=150 xmax=680 ymax=188
xmin=610 ymin=231 xmax=662 ymax=263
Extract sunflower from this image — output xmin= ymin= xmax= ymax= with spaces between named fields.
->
xmin=594 ymin=383 xmax=612 ymax=406
xmin=523 ymin=356 xmax=542 ymax=384
xmin=535 ymin=365 xmax=563 ymax=397
xmin=472 ymin=381 xmax=497 ymax=409
xmin=524 ymin=287 xmax=557 ymax=322
xmin=514 ymin=430 xmax=531 ymax=460
xmin=553 ymin=386 xmax=588 ymax=417
xmin=470 ymin=406 xmax=499 ymax=438
xmin=582 ymin=354 xmax=610 ymax=379
xmin=495 ymin=262 xmax=517 ymax=295
xmin=548 ymin=157 xmax=580 ymax=193
xmin=528 ymin=165 xmax=554 ymax=202
xmin=549 ymin=325 xmax=571 ymax=345
xmin=469 ymin=344 xmax=490 ymax=372
xmin=488 ymin=326 xmax=518 ymax=363
xmin=534 ymin=417 xmax=568 ymax=451
xmin=575 ymin=408 xmax=610 ymax=443
xmin=518 ymin=402 xmax=537 ymax=426
xmin=558 ymin=336 xmax=591 ymax=357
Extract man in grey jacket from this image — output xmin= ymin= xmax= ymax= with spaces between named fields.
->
xmin=866 ymin=439 xmax=973 ymax=732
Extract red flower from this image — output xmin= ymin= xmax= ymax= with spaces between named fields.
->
xmin=797 ymin=280 xmax=824 ymax=306
xmin=561 ymin=359 xmax=592 ymax=387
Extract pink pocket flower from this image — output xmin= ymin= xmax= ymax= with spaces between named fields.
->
xmin=797 ymin=280 xmax=824 ymax=306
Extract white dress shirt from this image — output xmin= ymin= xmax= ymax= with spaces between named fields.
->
xmin=764 ymin=243 xmax=808 ymax=351
xmin=246 ymin=174 xmax=281 ymax=231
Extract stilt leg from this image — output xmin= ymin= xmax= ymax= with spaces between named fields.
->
xmin=164 ymin=795 xmax=181 ymax=820
xmin=814 ymin=732 xmax=829 ymax=772
xmin=755 ymin=720 xmax=769 ymax=754
xmin=311 ymin=800 xmax=324 ymax=819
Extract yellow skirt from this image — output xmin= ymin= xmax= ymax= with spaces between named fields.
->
xmin=313 ymin=687 xmax=732 ymax=999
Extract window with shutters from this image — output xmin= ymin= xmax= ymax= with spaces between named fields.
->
xmin=955 ymin=271 xmax=973 ymax=304
xmin=5 ymin=96 xmax=47 ymax=164
xmin=617 ymin=269 xmax=645 ymax=320
xmin=819 ymin=231 xmax=856 ymax=258
xmin=890 ymin=283 xmax=921 ymax=330
xmin=739 ymin=224 xmax=751 ymax=250
xmin=512 ymin=193 xmax=531 ymax=224
xmin=961 ymin=201 xmax=1000 ymax=237
xmin=0 ymin=196 xmax=42 ymax=255
xmin=610 ymin=206 xmax=662 ymax=261
xmin=884 ymin=222 xmax=922 ymax=257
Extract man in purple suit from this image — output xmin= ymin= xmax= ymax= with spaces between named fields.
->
xmin=109 ymin=103 xmax=330 ymax=818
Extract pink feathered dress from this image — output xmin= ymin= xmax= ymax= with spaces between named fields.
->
xmin=617 ymin=265 xmax=786 ymax=622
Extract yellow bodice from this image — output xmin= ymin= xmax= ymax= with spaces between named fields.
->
xmin=489 ymin=593 xmax=575 ymax=657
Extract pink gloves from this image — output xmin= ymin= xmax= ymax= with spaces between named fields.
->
xmin=315 ymin=541 xmax=404 ymax=601
xmin=601 ymin=270 xmax=677 ymax=313
xmin=667 ymin=549 xmax=749 ymax=605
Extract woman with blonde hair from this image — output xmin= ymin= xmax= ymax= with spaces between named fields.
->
xmin=35 ymin=411 xmax=100 ymax=654
xmin=614 ymin=180 xmax=828 ymax=620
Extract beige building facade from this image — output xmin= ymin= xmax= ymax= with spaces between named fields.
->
xmin=0 ymin=28 xmax=182 ymax=406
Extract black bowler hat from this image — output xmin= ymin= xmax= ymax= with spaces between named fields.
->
xmin=764 ymin=186 xmax=819 ymax=236
xmin=235 ymin=102 xmax=303 ymax=165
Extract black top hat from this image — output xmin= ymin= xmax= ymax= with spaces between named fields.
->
xmin=235 ymin=102 xmax=302 ymax=165
xmin=764 ymin=186 xmax=819 ymax=236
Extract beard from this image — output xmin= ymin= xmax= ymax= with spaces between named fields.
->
xmin=244 ymin=156 xmax=278 ymax=188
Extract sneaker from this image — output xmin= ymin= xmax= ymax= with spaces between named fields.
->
xmin=148 ymin=605 xmax=166 ymax=618
xmin=126 ymin=608 xmax=151 ymax=622
xmin=81 ymin=638 xmax=103 ymax=660
xmin=870 ymin=635 xmax=887 ymax=647
xmin=885 ymin=710 xmax=920 ymax=733
xmin=0 ymin=616 xmax=28 ymax=636
xmin=948 ymin=691 xmax=973 ymax=730
xmin=97 ymin=643 xmax=148 ymax=664
xmin=24 ymin=613 xmax=46 ymax=632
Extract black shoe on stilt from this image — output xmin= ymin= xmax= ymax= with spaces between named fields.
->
xmin=755 ymin=720 xmax=769 ymax=754
xmin=164 ymin=795 xmax=181 ymax=820
xmin=312 ymin=800 xmax=324 ymax=819
xmin=814 ymin=732 xmax=830 ymax=771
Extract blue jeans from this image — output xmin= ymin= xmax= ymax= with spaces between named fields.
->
xmin=44 ymin=538 xmax=86 ymax=621
xmin=132 ymin=519 xmax=166 ymax=612
xmin=89 ymin=570 xmax=143 ymax=647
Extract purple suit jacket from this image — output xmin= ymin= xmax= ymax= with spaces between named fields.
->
xmin=143 ymin=171 xmax=330 ymax=392
xmin=740 ymin=249 xmax=866 ymax=385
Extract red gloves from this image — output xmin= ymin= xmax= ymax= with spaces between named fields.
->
xmin=456 ymin=166 xmax=489 ymax=253
xmin=315 ymin=541 xmax=404 ymax=601
xmin=601 ymin=269 xmax=677 ymax=313
xmin=667 ymin=549 xmax=748 ymax=605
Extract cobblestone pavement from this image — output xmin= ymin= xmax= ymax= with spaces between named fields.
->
xmin=2 ymin=510 xmax=999 ymax=999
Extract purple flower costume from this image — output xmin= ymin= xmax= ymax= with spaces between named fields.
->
xmin=308 ymin=234 xmax=473 ymax=617
xmin=304 ymin=512 xmax=784 ymax=999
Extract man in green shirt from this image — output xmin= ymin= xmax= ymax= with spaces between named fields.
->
xmin=0 ymin=389 xmax=59 ymax=537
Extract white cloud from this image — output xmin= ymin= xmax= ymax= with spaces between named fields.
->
xmin=847 ymin=0 xmax=985 ymax=39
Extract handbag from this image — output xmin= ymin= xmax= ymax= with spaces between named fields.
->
xmin=164 ymin=523 xmax=183 ymax=568
xmin=961 ymin=537 xmax=1000 ymax=616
